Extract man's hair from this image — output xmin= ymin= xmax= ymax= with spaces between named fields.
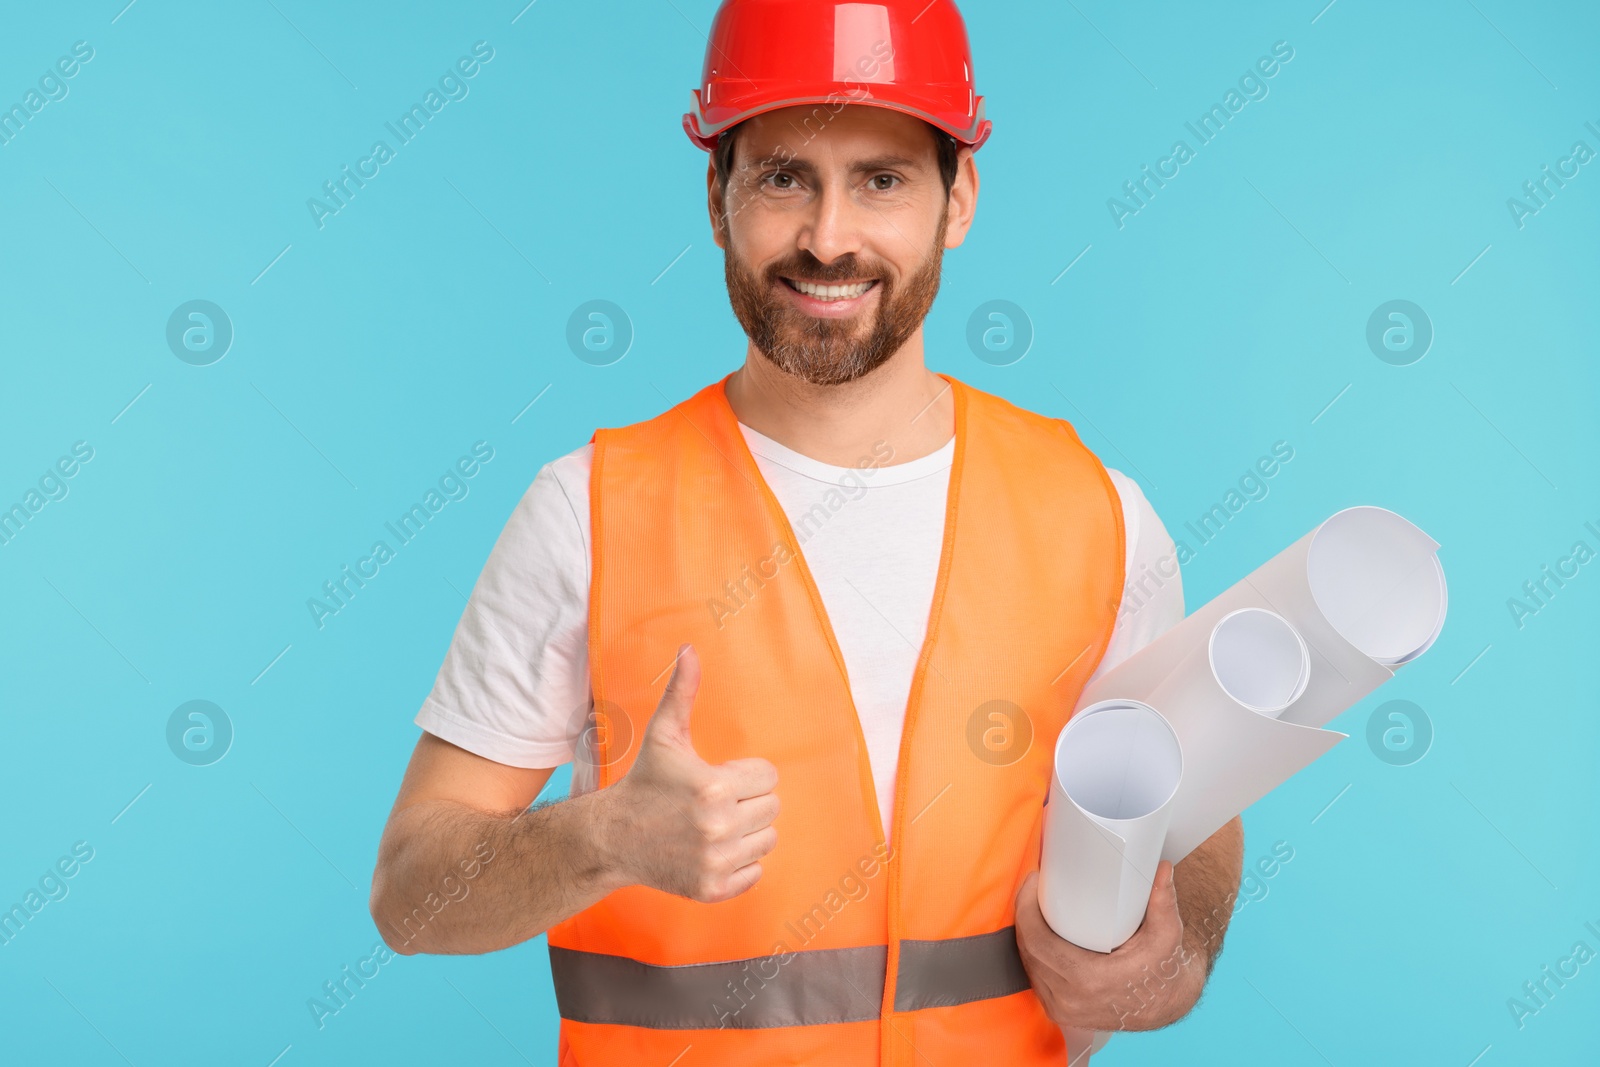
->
xmin=712 ymin=118 xmax=961 ymax=201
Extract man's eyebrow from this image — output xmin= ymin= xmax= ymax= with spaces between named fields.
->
xmin=738 ymin=154 xmax=924 ymax=175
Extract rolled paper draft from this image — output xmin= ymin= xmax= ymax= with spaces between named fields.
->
xmin=1145 ymin=609 xmax=1341 ymax=863
xmin=1302 ymin=505 xmax=1447 ymax=670
xmin=1075 ymin=505 xmax=1447 ymax=864
xmin=1208 ymin=608 xmax=1310 ymax=716
xmin=1038 ymin=700 xmax=1183 ymax=953
xmin=1080 ymin=506 xmax=1446 ymax=730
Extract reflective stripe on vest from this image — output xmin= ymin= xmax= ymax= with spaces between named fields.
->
xmin=549 ymin=927 xmax=1029 ymax=1029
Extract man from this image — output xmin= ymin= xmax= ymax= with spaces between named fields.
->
xmin=370 ymin=1 xmax=1244 ymax=1063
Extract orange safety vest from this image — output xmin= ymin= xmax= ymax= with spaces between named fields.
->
xmin=547 ymin=372 xmax=1125 ymax=1066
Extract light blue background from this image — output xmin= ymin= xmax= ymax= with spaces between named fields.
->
xmin=1 ymin=1 xmax=1596 ymax=1063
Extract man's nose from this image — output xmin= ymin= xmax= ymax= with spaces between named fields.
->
xmin=796 ymin=180 xmax=870 ymax=269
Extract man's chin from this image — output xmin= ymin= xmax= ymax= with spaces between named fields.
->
xmin=759 ymin=344 xmax=887 ymax=386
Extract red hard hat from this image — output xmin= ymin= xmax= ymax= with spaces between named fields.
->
xmin=683 ymin=0 xmax=992 ymax=154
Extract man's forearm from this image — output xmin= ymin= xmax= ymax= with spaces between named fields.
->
xmin=1173 ymin=815 xmax=1246 ymax=978
xmin=1102 ymin=817 xmax=1245 ymax=1033
xmin=370 ymin=789 xmax=624 ymax=955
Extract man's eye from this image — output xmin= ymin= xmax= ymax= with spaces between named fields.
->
xmin=763 ymin=172 xmax=796 ymax=189
xmin=871 ymin=174 xmax=900 ymax=191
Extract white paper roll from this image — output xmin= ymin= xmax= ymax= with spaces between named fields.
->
xmin=1208 ymin=608 xmax=1310 ymax=716
xmin=1072 ymin=506 xmax=1446 ymax=864
xmin=1145 ymin=609 xmax=1340 ymax=863
xmin=1038 ymin=700 xmax=1184 ymax=953
xmin=1304 ymin=506 xmax=1447 ymax=667
xmin=1042 ymin=506 xmax=1446 ymax=1061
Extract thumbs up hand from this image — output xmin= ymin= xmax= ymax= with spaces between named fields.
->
xmin=604 ymin=644 xmax=780 ymax=903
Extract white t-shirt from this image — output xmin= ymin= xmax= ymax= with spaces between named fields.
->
xmin=417 ymin=422 xmax=1185 ymax=835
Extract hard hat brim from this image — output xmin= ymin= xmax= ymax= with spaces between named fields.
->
xmin=684 ymin=90 xmax=991 ymax=155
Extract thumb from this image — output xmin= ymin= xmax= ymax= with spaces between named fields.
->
xmin=647 ymin=644 xmax=702 ymax=750
xmin=1131 ymin=860 xmax=1182 ymax=949
xmin=1013 ymin=870 xmax=1044 ymax=931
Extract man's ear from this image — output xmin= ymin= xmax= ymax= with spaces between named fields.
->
xmin=707 ymin=160 xmax=727 ymax=249
xmin=943 ymin=147 xmax=979 ymax=250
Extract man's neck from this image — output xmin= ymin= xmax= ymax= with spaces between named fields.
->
xmin=724 ymin=334 xmax=956 ymax=468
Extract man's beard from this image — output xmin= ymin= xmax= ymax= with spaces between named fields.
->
xmin=722 ymin=207 xmax=949 ymax=386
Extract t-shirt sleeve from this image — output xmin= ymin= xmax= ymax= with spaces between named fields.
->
xmin=414 ymin=447 xmax=593 ymax=769
xmin=1085 ymin=468 xmax=1184 ymax=690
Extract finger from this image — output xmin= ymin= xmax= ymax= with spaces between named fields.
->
xmin=727 ymin=825 xmax=778 ymax=869
xmin=1017 ymin=870 xmax=1043 ymax=927
xmin=1013 ymin=872 xmax=1052 ymax=940
xmin=1126 ymin=860 xmax=1183 ymax=953
xmin=1017 ymin=870 xmax=1081 ymax=953
xmin=721 ymin=756 xmax=778 ymax=800
xmin=732 ymin=791 xmax=780 ymax=835
xmin=1015 ymin=871 xmax=1100 ymax=970
xmin=714 ymin=860 xmax=764 ymax=902
xmin=648 ymin=644 xmax=701 ymax=748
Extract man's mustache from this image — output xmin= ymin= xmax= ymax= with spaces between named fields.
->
xmin=768 ymin=262 xmax=886 ymax=286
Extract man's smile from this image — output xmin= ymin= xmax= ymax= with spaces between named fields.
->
xmin=777 ymin=276 xmax=881 ymax=317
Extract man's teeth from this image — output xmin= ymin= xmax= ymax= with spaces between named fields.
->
xmin=790 ymin=279 xmax=874 ymax=300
